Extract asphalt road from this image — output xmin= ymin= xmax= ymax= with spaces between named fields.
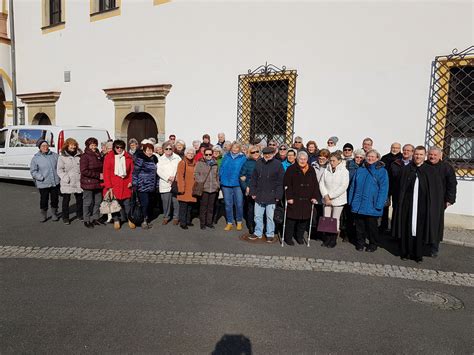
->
xmin=1 ymin=180 xmax=473 ymax=353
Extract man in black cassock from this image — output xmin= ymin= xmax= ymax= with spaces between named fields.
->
xmin=392 ymin=146 xmax=444 ymax=263
xmin=426 ymin=147 xmax=458 ymax=256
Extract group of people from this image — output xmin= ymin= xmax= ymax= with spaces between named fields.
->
xmin=29 ymin=132 xmax=457 ymax=263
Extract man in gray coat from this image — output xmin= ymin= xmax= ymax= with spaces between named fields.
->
xmin=30 ymin=139 xmax=61 ymax=222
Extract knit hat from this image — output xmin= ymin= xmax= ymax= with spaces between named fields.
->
xmin=343 ymin=143 xmax=354 ymax=151
xmin=328 ymin=136 xmax=339 ymax=144
xmin=36 ymin=139 xmax=48 ymax=148
xmin=141 ymin=139 xmax=153 ymax=145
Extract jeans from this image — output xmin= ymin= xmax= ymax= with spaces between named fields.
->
xmin=39 ymin=185 xmax=60 ymax=211
xmin=199 ymin=192 xmax=217 ymax=226
xmin=221 ymin=186 xmax=243 ymax=224
xmin=113 ymin=198 xmax=131 ymax=222
xmin=179 ymin=201 xmax=193 ymax=226
xmin=83 ymin=189 xmax=102 ymax=223
xmin=161 ymin=192 xmax=179 ymax=220
xmin=138 ymin=192 xmax=152 ymax=221
xmin=354 ymin=214 xmax=378 ymax=248
xmin=254 ymin=203 xmax=275 ymax=238
xmin=62 ymin=192 xmax=83 ymax=220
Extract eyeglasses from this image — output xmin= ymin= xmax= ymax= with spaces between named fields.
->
xmin=268 ymin=143 xmax=276 ymax=146
xmin=115 ymin=147 xmax=124 ymax=150
xmin=164 ymin=148 xmax=173 ymax=151
xmin=343 ymin=148 xmax=352 ymax=151
xmin=279 ymin=147 xmax=287 ymax=150
xmin=204 ymin=153 xmax=213 ymax=156
xmin=294 ymin=141 xmax=302 ymax=144
xmin=250 ymin=151 xmax=260 ymax=154
xmin=327 ymin=141 xmax=335 ymax=145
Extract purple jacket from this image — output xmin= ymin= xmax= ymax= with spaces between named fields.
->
xmin=80 ymin=148 xmax=103 ymax=190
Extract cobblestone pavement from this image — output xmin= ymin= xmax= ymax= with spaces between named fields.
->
xmin=1 ymin=245 xmax=473 ymax=288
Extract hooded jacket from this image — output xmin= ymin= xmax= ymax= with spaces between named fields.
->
xmin=30 ymin=150 xmax=60 ymax=189
xmin=57 ymin=149 xmax=83 ymax=194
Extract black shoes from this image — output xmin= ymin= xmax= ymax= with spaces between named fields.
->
xmin=365 ymin=246 xmax=377 ymax=252
xmin=285 ymin=239 xmax=295 ymax=246
xmin=296 ymin=239 xmax=305 ymax=245
xmin=188 ymin=223 xmax=194 ymax=227
xmin=266 ymin=237 xmax=274 ymax=243
xmin=63 ymin=219 xmax=70 ymax=225
xmin=84 ymin=221 xmax=94 ymax=229
xmin=356 ymin=246 xmax=364 ymax=252
xmin=200 ymin=225 xmax=206 ymax=230
xmin=93 ymin=219 xmax=105 ymax=226
xmin=206 ymin=224 xmax=215 ymax=229
xmin=180 ymin=224 xmax=188 ymax=230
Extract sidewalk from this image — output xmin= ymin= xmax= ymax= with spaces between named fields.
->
xmin=443 ymin=227 xmax=474 ymax=248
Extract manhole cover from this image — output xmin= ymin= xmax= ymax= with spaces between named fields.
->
xmin=404 ymin=289 xmax=464 ymax=310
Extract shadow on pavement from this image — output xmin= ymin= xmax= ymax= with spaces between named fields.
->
xmin=212 ymin=334 xmax=252 ymax=355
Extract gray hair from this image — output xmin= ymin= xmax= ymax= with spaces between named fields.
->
xmin=402 ymin=144 xmax=415 ymax=151
xmin=154 ymin=142 xmax=163 ymax=149
xmin=192 ymin=140 xmax=201 ymax=146
xmin=297 ymin=150 xmax=308 ymax=160
xmin=128 ymin=138 xmax=138 ymax=145
xmin=148 ymin=137 xmax=157 ymax=144
xmin=175 ymin=139 xmax=186 ymax=147
xmin=212 ymin=145 xmax=223 ymax=152
xmin=366 ymin=149 xmax=381 ymax=159
xmin=353 ymin=149 xmax=366 ymax=157
xmin=162 ymin=140 xmax=173 ymax=150
xmin=185 ymin=147 xmax=195 ymax=155
xmin=105 ymin=141 xmax=113 ymax=149
xmin=428 ymin=146 xmax=443 ymax=155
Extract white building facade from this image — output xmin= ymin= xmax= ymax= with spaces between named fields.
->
xmin=3 ymin=0 xmax=474 ymax=216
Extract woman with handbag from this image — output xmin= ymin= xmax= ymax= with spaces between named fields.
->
xmin=80 ymin=137 xmax=104 ymax=229
xmin=348 ymin=149 xmax=389 ymax=252
xmin=177 ymin=148 xmax=197 ymax=229
xmin=319 ymin=152 xmax=350 ymax=248
xmin=103 ymin=140 xmax=134 ymax=230
xmin=194 ymin=148 xmax=220 ymax=229
xmin=283 ymin=151 xmax=321 ymax=245
xmin=132 ymin=143 xmax=158 ymax=229
xmin=157 ymin=141 xmax=181 ymax=225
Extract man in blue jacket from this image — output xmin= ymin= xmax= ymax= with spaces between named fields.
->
xmin=249 ymin=146 xmax=285 ymax=242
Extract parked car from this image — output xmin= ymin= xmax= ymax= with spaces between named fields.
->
xmin=0 ymin=125 xmax=111 ymax=181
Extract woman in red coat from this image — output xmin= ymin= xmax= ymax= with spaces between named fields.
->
xmin=103 ymin=139 xmax=134 ymax=230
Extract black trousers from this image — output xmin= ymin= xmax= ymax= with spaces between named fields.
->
xmin=179 ymin=201 xmax=193 ymax=226
xmin=354 ymin=214 xmax=378 ymax=248
xmin=381 ymin=205 xmax=390 ymax=231
xmin=39 ymin=185 xmax=60 ymax=210
xmin=285 ymin=218 xmax=308 ymax=242
xmin=62 ymin=192 xmax=83 ymax=220
xmin=243 ymin=195 xmax=255 ymax=233
xmin=200 ymin=192 xmax=217 ymax=226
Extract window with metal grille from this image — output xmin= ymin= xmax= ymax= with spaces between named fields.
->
xmin=425 ymin=46 xmax=474 ymax=180
xmin=49 ymin=0 xmax=61 ymax=26
xmin=99 ymin=0 xmax=117 ymax=12
xmin=237 ymin=64 xmax=297 ymax=145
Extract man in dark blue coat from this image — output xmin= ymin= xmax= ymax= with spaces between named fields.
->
xmin=249 ymin=147 xmax=285 ymax=242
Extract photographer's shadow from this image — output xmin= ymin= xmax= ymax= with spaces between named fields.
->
xmin=212 ymin=334 xmax=252 ymax=355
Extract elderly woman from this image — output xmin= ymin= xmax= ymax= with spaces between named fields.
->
xmin=103 ymin=139 xmax=134 ymax=230
xmin=276 ymin=144 xmax=288 ymax=161
xmin=80 ymin=137 xmax=104 ymax=228
xmin=154 ymin=142 xmax=163 ymax=158
xmin=283 ymin=151 xmax=320 ymax=245
xmin=177 ymin=147 xmax=197 ymax=229
xmin=133 ymin=143 xmax=158 ymax=229
xmin=223 ymin=140 xmax=232 ymax=153
xmin=192 ymin=140 xmax=201 ymax=153
xmin=347 ymin=149 xmax=365 ymax=182
xmin=174 ymin=139 xmax=186 ymax=158
xmin=212 ymin=145 xmax=223 ymax=167
xmin=194 ymin=147 xmax=220 ymax=229
xmin=219 ymin=141 xmax=247 ymax=231
xmin=312 ymin=148 xmax=330 ymax=187
xmin=282 ymin=148 xmax=297 ymax=171
xmin=348 ymin=149 xmax=388 ymax=252
xmin=326 ymin=136 xmax=339 ymax=153
xmin=319 ymin=152 xmax=350 ymax=248
xmin=57 ymin=138 xmax=83 ymax=224
xmin=30 ymin=139 xmax=61 ymax=222
xmin=157 ymin=141 xmax=181 ymax=225
xmin=306 ymin=140 xmax=319 ymax=165
xmin=239 ymin=145 xmax=260 ymax=234
xmin=128 ymin=138 xmax=138 ymax=156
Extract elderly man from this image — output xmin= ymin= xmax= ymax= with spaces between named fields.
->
xmin=292 ymin=136 xmax=305 ymax=152
xmin=216 ymin=132 xmax=225 ymax=148
xmin=362 ymin=137 xmax=373 ymax=153
xmin=249 ymin=146 xmax=285 ymax=242
xmin=426 ymin=146 xmax=457 ymax=257
xmin=380 ymin=142 xmax=402 ymax=232
xmin=392 ymin=146 xmax=443 ymax=263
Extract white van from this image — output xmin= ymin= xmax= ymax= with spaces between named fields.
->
xmin=0 ymin=125 xmax=111 ymax=181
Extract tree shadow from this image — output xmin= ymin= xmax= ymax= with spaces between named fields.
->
xmin=212 ymin=334 xmax=252 ymax=355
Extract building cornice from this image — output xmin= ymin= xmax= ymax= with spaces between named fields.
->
xmin=103 ymin=84 xmax=172 ymax=102
xmin=17 ymin=91 xmax=61 ymax=104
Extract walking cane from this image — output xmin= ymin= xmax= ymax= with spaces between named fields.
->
xmin=281 ymin=186 xmax=288 ymax=247
xmin=307 ymin=202 xmax=315 ymax=247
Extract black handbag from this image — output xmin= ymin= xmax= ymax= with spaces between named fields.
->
xmin=273 ymin=203 xmax=285 ymax=224
xmin=128 ymin=190 xmax=144 ymax=225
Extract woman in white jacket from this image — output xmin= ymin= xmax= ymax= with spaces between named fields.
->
xmin=319 ymin=151 xmax=349 ymax=247
xmin=157 ymin=141 xmax=182 ymax=225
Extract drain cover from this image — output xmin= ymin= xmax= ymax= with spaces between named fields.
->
xmin=404 ymin=289 xmax=464 ymax=310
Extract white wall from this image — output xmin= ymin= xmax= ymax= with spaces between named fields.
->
xmin=14 ymin=0 xmax=474 ymax=215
